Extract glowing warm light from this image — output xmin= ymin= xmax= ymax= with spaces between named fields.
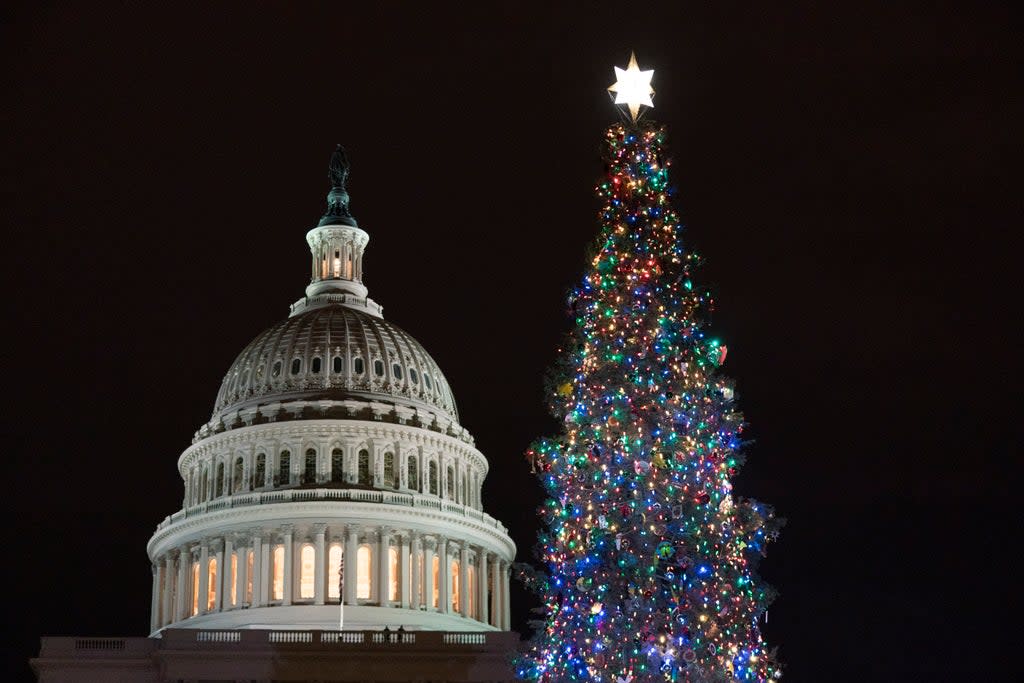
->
xmin=607 ymin=52 xmax=654 ymax=122
xmin=357 ymin=545 xmax=372 ymax=600
xmin=272 ymin=546 xmax=284 ymax=601
xmin=389 ymin=547 xmax=400 ymax=601
xmin=328 ymin=545 xmax=342 ymax=600
xmin=299 ymin=545 xmax=316 ymax=599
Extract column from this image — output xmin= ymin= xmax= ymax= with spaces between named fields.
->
xmin=410 ymin=534 xmax=422 ymax=610
xmin=197 ymin=542 xmax=210 ymax=616
xmin=209 ymin=540 xmax=224 ymax=614
xmin=163 ymin=554 xmax=174 ymax=626
xmin=501 ymin=561 xmax=511 ymax=630
xmin=313 ymin=523 xmax=326 ymax=605
xmin=477 ymin=550 xmax=488 ymax=625
xmin=459 ymin=545 xmax=470 ymax=618
xmin=235 ymin=537 xmax=248 ymax=608
xmin=282 ymin=524 xmax=294 ymax=605
xmin=175 ymin=546 xmax=188 ymax=621
xmin=377 ymin=527 xmax=391 ymax=606
xmin=216 ymin=538 xmax=228 ymax=611
xmin=489 ymin=557 xmax=500 ymax=628
xmin=344 ymin=525 xmax=359 ymax=605
xmin=257 ymin=531 xmax=270 ymax=606
xmin=150 ymin=564 xmax=160 ymax=632
xmin=422 ymin=537 xmax=436 ymax=611
xmin=399 ymin=533 xmax=411 ymax=609
xmin=437 ymin=537 xmax=449 ymax=614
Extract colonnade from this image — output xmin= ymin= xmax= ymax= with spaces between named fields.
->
xmin=151 ymin=524 xmax=511 ymax=633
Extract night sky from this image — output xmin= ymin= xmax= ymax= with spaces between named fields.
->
xmin=2 ymin=4 xmax=1021 ymax=682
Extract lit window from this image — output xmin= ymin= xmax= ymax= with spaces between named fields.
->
xmin=246 ymin=550 xmax=254 ymax=603
xmin=468 ymin=564 xmax=476 ymax=618
xmin=383 ymin=452 xmax=395 ymax=488
xmin=353 ymin=357 xmax=364 ymax=374
xmin=299 ymin=545 xmax=316 ymax=600
xmin=311 ymin=357 xmax=322 ymax=374
xmin=272 ymin=546 xmax=284 ymax=601
xmin=328 ymin=545 xmax=342 ymax=600
xmin=333 ymin=356 xmax=343 ymax=374
xmin=410 ymin=368 xmax=418 ymax=384
xmin=432 ymin=556 xmax=440 ymax=608
xmin=373 ymin=359 xmax=385 ymax=377
xmin=357 ymin=545 xmax=372 ymax=600
xmin=333 ymin=251 xmax=341 ymax=278
xmin=451 ymin=560 xmax=460 ymax=613
xmin=230 ymin=553 xmax=238 ymax=607
xmin=331 ymin=448 xmax=344 ymax=483
xmin=272 ymin=360 xmax=282 ymax=378
xmin=191 ymin=562 xmax=200 ymax=616
xmin=291 ymin=358 xmax=302 ymax=375
xmin=388 ymin=547 xmax=400 ymax=601
xmin=206 ymin=557 xmax=218 ymax=611
xmin=393 ymin=363 xmax=403 ymax=380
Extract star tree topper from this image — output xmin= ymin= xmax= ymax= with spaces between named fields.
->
xmin=608 ymin=52 xmax=654 ymax=122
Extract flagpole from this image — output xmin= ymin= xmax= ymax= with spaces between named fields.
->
xmin=338 ymin=554 xmax=345 ymax=631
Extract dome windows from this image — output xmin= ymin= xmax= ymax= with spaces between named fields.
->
xmin=253 ymin=454 xmax=266 ymax=489
xmin=332 ymin=356 xmax=344 ymax=374
xmin=272 ymin=360 xmax=282 ymax=378
xmin=392 ymin=364 xmax=403 ymax=380
xmin=383 ymin=452 xmax=396 ymax=488
xmin=303 ymin=449 xmax=317 ymax=484
xmin=353 ymin=357 xmax=365 ymax=375
xmin=429 ymin=461 xmax=439 ymax=495
xmin=311 ymin=357 xmax=322 ymax=374
xmin=410 ymin=368 xmax=419 ymax=384
xmin=407 ymin=456 xmax=419 ymax=490
xmin=278 ymin=451 xmax=291 ymax=486
xmin=215 ymin=462 xmax=225 ymax=498
xmin=373 ymin=359 xmax=385 ymax=377
xmin=233 ymin=457 xmax=244 ymax=493
xmin=291 ymin=358 xmax=302 ymax=375
xmin=331 ymin=448 xmax=344 ymax=483
xmin=357 ymin=449 xmax=370 ymax=486
xmin=423 ymin=373 xmax=433 ymax=390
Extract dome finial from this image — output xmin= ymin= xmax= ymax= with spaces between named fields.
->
xmin=319 ymin=144 xmax=357 ymax=227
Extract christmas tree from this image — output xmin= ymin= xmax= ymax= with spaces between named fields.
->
xmin=518 ymin=55 xmax=783 ymax=682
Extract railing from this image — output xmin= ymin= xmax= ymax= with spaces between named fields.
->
xmin=156 ymin=487 xmax=508 ymax=534
xmin=195 ymin=631 xmax=240 ymax=643
xmin=74 ymin=639 xmax=125 ymax=650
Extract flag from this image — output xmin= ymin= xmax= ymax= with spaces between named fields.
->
xmin=338 ymin=552 xmax=345 ymax=600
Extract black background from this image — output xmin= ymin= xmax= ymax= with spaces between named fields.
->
xmin=2 ymin=3 xmax=1021 ymax=682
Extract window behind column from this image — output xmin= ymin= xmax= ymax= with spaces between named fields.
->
xmin=230 ymin=553 xmax=238 ymax=606
xmin=272 ymin=546 xmax=285 ymax=601
xmin=245 ymin=550 xmax=254 ymax=603
xmin=451 ymin=560 xmax=460 ymax=612
xmin=299 ymin=544 xmax=315 ymax=599
xmin=206 ymin=558 xmax=217 ymax=611
xmin=432 ymin=556 xmax=439 ymax=608
xmin=328 ymin=545 xmax=342 ymax=600
xmin=388 ymin=547 xmax=399 ymax=601
xmin=357 ymin=545 xmax=371 ymax=600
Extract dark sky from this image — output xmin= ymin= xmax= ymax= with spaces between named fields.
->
xmin=2 ymin=3 xmax=1021 ymax=682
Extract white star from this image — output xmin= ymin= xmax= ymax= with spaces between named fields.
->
xmin=608 ymin=52 xmax=654 ymax=122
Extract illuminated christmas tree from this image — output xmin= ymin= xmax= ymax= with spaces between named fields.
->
xmin=518 ymin=55 xmax=783 ymax=682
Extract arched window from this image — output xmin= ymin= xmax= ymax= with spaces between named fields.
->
xmin=331 ymin=448 xmax=343 ymax=483
xmin=328 ymin=545 xmax=343 ymax=600
xmin=200 ymin=468 xmax=209 ymax=502
xmin=353 ymin=357 xmax=364 ymax=374
xmin=272 ymin=360 xmax=282 ymax=378
xmin=299 ymin=545 xmax=316 ymax=599
xmin=233 ymin=457 xmax=244 ymax=493
xmin=429 ymin=461 xmax=438 ymax=495
xmin=245 ymin=550 xmax=254 ymax=604
xmin=291 ymin=358 xmax=302 ymax=375
xmin=451 ymin=560 xmax=460 ymax=613
xmin=461 ymin=472 xmax=468 ymax=504
xmin=358 ymin=449 xmax=370 ymax=486
xmin=383 ymin=452 xmax=395 ymax=488
xmin=304 ymin=448 xmax=317 ymax=484
xmin=191 ymin=561 xmax=200 ymax=616
xmin=446 ymin=466 xmax=454 ymax=500
xmin=410 ymin=368 xmax=419 ymax=384
xmin=432 ymin=555 xmax=440 ymax=608
xmin=357 ymin=545 xmax=372 ymax=600
xmin=272 ymin=546 xmax=285 ymax=601
xmin=468 ymin=564 xmax=476 ymax=618
xmin=332 ymin=356 xmax=343 ymax=374
xmin=229 ymin=552 xmax=238 ymax=607
xmin=373 ymin=359 xmax=385 ymax=377
xmin=278 ymin=450 xmax=291 ymax=486
xmin=253 ymin=454 xmax=266 ymax=489
xmin=423 ymin=373 xmax=432 ymax=390
xmin=207 ymin=557 xmax=218 ymax=612
xmin=392 ymin=363 xmax=403 ymax=380
xmin=311 ymin=357 xmax=322 ymax=374
xmin=388 ymin=547 xmax=399 ymax=601
xmin=407 ymin=456 xmax=418 ymax=491
xmin=215 ymin=462 xmax=225 ymax=497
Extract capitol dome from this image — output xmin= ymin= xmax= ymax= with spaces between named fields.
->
xmin=146 ymin=146 xmax=515 ymax=635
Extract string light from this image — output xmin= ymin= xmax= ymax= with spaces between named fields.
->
xmin=517 ymin=121 xmax=783 ymax=682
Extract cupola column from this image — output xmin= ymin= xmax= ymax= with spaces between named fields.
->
xmin=197 ymin=542 xmax=210 ymax=616
xmin=501 ymin=562 xmax=511 ymax=630
xmin=410 ymin=533 xmax=423 ymax=610
xmin=313 ymin=523 xmax=326 ymax=606
xmin=399 ymin=533 xmax=411 ymax=609
xmin=213 ymin=538 xmax=226 ymax=612
xmin=437 ymin=537 xmax=449 ymax=614
xmin=343 ymin=525 xmax=359 ymax=607
xmin=423 ymin=537 xmax=436 ymax=610
xmin=175 ymin=546 xmax=188 ymax=622
xmin=377 ymin=527 xmax=391 ymax=605
xmin=477 ymin=550 xmax=489 ymax=625
xmin=235 ymin=538 xmax=248 ymax=608
xmin=489 ymin=557 xmax=500 ymax=628
xmin=162 ymin=554 xmax=174 ymax=626
xmin=459 ymin=544 xmax=470 ymax=618
xmin=251 ymin=530 xmax=265 ymax=607
xmin=281 ymin=524 xmax=294 ymax=606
